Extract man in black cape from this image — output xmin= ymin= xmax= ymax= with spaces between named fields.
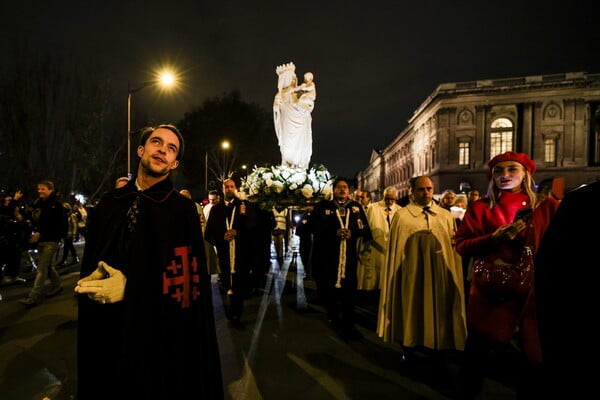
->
xmin=309 ymin=177 xmax=372 ymax=340
xmin=204 ymin=178 xmax=261 ymax=327
xmin=75 ymin=124 xmax=223 ymax=399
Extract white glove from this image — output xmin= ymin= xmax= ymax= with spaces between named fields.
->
xmin=75 ymin=261 xmax=127 ymax=304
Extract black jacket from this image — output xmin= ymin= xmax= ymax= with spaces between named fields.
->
xmin=32 ymin=192 xmax=66 ymax=242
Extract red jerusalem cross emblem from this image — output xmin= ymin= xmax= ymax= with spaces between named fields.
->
xmin=162 ymin=246 xmax=200 ymax=309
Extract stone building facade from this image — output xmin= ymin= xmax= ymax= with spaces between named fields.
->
xmin=357 ymin=71 xmax=600 ymax=202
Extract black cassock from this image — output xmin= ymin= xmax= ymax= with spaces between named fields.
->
xmin=77 ymin=178 xmax=223 ymax=400
xmin=309 ymin=199 xmax=372 ymax=332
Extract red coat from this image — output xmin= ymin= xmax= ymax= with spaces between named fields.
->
xmin=454 ymin=190 xmax=559 ymax=362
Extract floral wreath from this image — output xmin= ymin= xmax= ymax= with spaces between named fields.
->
xmin=238 ymin=164 xmax=334 ymax=210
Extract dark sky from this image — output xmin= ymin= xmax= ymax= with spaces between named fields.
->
xmin=2 ymin=1 xmax=599 ymax=178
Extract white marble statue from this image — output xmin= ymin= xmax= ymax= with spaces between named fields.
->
xmin=273 ymin=62 xmax=316 ymax=169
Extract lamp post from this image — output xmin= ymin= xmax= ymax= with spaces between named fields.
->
xmin=204 ymin=150 xmax=208 ymax=197
xmin=126 ymin=86 xmax=139 ymax=179
xmin=220 ymin=140 xmax=231 ymax=184
xmin=127 ymin=71 xmax=177 ymax=178
xmin=205 ymin=140 xmax=233 ymax=195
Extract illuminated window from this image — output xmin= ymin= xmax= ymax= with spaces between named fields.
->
xmin=490 ymin=118 xmax=514 ymax=158
xmin=544 ymin=138 xmax=556 ymax=165
xmin=459 ymin=142 xmax=470 ymax=165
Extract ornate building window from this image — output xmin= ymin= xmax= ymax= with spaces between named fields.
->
xmin=489 ymin=117 xmax=514 ymax=158
xmin=459 ymin=142 xmax=470 ymax=165
xmin=544 ymin=138 xmax=557 ymax=165
xmin=542 ymin=131 xmax=560 ymax=166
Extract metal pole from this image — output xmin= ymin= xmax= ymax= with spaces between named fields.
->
xmin=127 ymin=91 xmax=132 ymax=179
xmin=204 ymin=150 xmax=208 ymax=197
xmin=126 ymin=74 xmax=177 ymax=178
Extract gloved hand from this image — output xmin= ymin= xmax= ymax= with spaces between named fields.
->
xmin=74 ymin=261 xmax=127 ymax=304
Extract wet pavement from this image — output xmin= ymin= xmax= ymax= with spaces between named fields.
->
xmin=0 ymin=239 xmax=520 ymax=400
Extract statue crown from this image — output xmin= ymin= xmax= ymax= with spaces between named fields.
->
xmin=276 ymin=62 xmax=296 ymax=76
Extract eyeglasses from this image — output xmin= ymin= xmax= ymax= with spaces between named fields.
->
xmin=384 ymin=197 xmax=396 ymax=201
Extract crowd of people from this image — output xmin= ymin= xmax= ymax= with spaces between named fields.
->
xmin=1 ymin=130 xmax=589 ymax=397
xmin=0 ymin=183 xmax=88 ymax=293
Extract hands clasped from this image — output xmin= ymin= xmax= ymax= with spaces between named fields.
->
xmin=224 ymin=229 xmax=237 ymax=241
xmin=337 ymin=228 xmax=351 ymax=240
xmin=74 ymin=261 xmax=126 ymax=304
xmin=491 ymin=219 xmax=527 ymax=242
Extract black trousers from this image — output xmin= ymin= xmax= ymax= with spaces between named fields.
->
xmin=456 ymin=325 xmax=543 ymax=399
xmin=315 ymin=277 xmax=356 ymax=332
xmin=60 ymin=236 xmax=78 ymax=262
xmin=219 ymin=266 xmax=249 ymax=320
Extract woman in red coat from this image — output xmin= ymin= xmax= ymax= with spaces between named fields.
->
xmin=453 ymin=151 xmax=559 ymax=399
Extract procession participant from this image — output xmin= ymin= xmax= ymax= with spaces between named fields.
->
xmin=204 ymin=178 xmax=260 ymax=328
xmin=75 ymin=124 xmax=223 ymax=399
xmin=377 ymin=176 xmax=466 ymax=362
xmin=309 ymin=177 xmax=372 ymax=340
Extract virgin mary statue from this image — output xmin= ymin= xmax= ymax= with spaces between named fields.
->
xmin=273 ymin=62 xmax=316 ymax=169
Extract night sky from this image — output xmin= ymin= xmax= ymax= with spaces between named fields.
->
xmin=2 ymin=1 xmax=598 ymax=178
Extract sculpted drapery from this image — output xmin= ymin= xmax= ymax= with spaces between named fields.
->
xmin=273 ymin=62 xmax=315 ymax=169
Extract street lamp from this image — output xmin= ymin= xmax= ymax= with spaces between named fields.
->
xmin=127 ymin=70 xmax=177 ymax=178
xmin=204 ymin=140 xmax=234 ymax=195
xmin=240 ymin=164 xmax=248 ymax=187
xmin=220 ymin=140 xmax=231 ymax=184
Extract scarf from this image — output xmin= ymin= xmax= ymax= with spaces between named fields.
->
xmin=335 ymin=208 xmax=350 ymax=288
xmin=226 ymin=206 xmax=236 ymax=274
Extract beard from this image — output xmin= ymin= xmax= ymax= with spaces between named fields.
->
xmin=140 ymin=157 xmax=170 ymax=178
xmin=224 ymin=193 xmax=236 ymax=201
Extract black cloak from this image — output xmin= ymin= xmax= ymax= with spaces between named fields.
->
xmin=77 ymin=178 xmax=223 ymax=399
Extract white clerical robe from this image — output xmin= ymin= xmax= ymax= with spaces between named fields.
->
xmin=357 ymin=201 xmax=400 ymax=290
xmin=376 ymin=202 xmax=466 ymax=351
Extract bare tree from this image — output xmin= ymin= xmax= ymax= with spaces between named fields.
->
xmin=0 ymin=44 xmax=121 ymax=200
xmin=178 ymin=90 xmax=279 ymax=195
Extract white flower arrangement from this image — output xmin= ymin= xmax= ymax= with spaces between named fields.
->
xmin=239 ymin=164 xmax=333 ymax=209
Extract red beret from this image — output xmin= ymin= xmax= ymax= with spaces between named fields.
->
xmin=487 ymin=151 xmax=536 ymax=179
